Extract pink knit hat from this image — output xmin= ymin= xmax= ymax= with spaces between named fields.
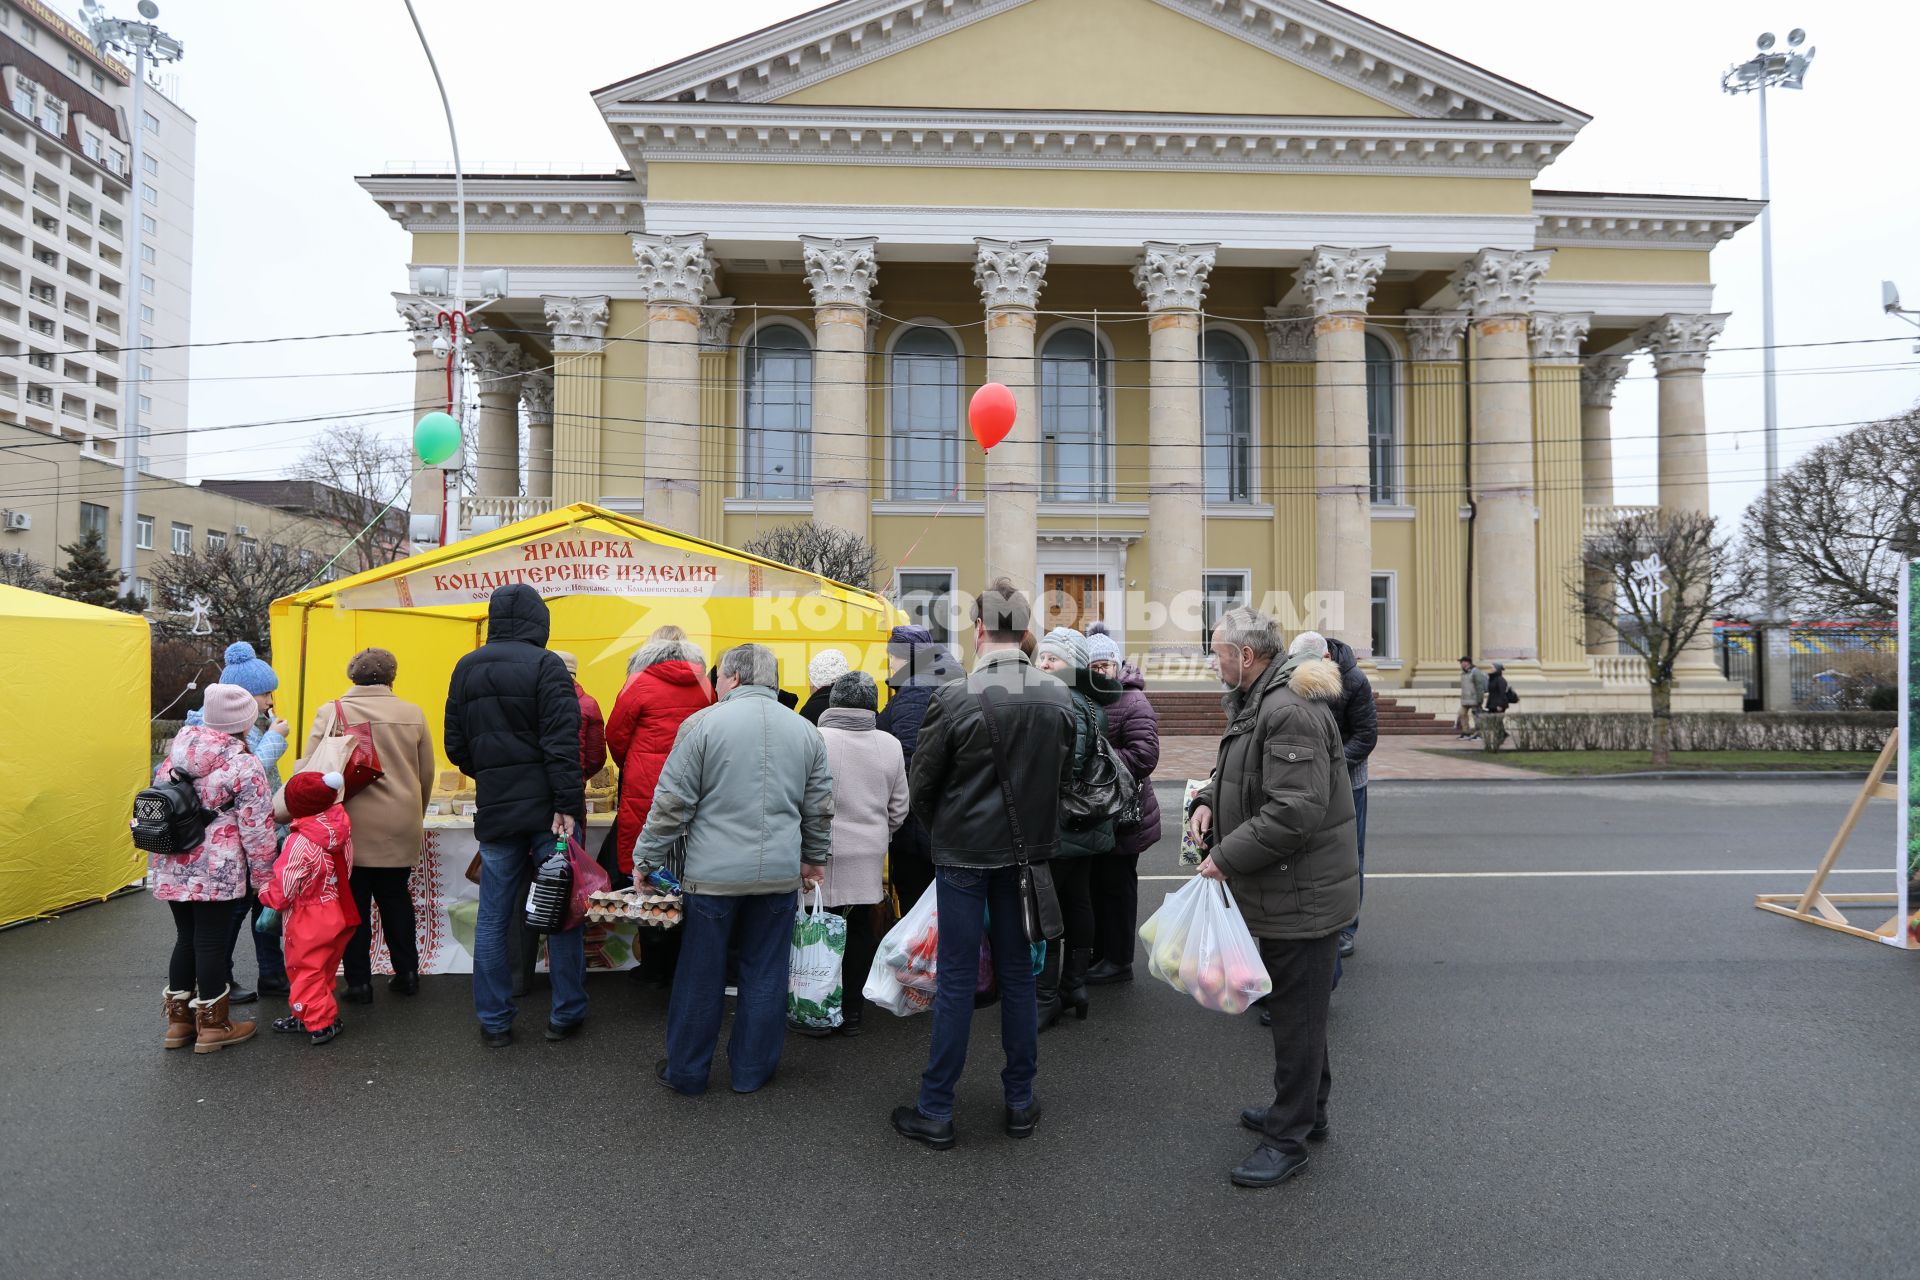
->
xmin=200 ymin=683 xmax=257 ymax=735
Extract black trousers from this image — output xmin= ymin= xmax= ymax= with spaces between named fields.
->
xmin=1255 ymin=932 xmax=1338 ymax=1157
xmin=168 ymin=899 xmax=237 ymax=996
xmin=343 ymin=865 xmax=420 ymax=986
xmin=835 ymin=903 xmax=881 ymax=1019
xmin=889 ymin=840 xmax=935 ymax=912
xmin=1051 ymin=857 xmax=1095 ymax=953
xmin=1090 ymin=852 xmax=1140 ymax=967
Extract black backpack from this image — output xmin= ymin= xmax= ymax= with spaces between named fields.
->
xmin=131 ymin=770 xmax=230 ymax=856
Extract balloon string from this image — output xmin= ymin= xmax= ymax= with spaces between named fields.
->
xmin=892 ymin=472 xmax=965 ymax=571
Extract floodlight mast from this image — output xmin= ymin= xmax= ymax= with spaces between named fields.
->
xmin=88 ymin=4 xmax=183 ymax=589
xmin=1722 ymin=29 xmax=1814 ymax=712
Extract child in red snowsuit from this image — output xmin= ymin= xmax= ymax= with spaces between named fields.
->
xmin=261 ymin=770 xmax=360 ymax=1045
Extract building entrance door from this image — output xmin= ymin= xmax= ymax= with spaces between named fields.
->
xmin=1043 ymin=573 xmax=1105 ymax=633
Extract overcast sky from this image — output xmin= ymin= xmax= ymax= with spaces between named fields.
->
xmin=145 ymin=0 xmax=1920 ymax=526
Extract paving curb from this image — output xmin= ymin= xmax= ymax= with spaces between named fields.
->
xmin=1372 ymin=769 xmax=1891 ymax=784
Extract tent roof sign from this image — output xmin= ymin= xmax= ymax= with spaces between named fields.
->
xmin=334 ymin=531 xmax=806 ymax=610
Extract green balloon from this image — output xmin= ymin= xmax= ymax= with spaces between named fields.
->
xmin=414 ymin=411 xmax=462 ymax=466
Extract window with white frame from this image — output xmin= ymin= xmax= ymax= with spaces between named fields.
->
xmin=1202 ymin=329 xmax=1254 ymax=503
xmin=740 ymin=324 xmax=812 ymax=499
xmin=139 ymin=304 xmax=152 ymax=323
xmin=169 ymin=521 xmax=190 ymax=555
xmin=20 ymin=22 xmax=34 ymax=46
xmin=1371 ymin=572 xmax=1397 ymax=662
xmin=889 ymin=325 xmax=960 ymax=499
xmin=140 ymin=273 xmax=153 ymax=294
xmin=91 ymin=71 xmax=105 ymax=92
xmin=138 ymin=394 xmax=151 ymax=413
xmin=132 ymin=577 xmax=152 ymax=605
xmin=141 ymin=183 xmax=156 ymax=205
xmin=140 ymin=213 xmax=155 ymax=235
xmin=895 ymin=568 xmax=959 ymax=652
xmin=205 ymin=529 xmax=226 ymax=552
xmin=36 ymin=96 xmax=62 ymax=134
xmin=135 ymin=513 xmax=153 ymax=549
xmin=11 ymin=79 xmax=34 ymax=118
xmin=65 ymin=53 xmax=80 ymax=77
xmin=237 ymin=536 xmax=258 ymax=561
xmin=142 ymin=110 xmax=158 ymax=135
xmin=140 ymin=243 xmax=154 ymax=264
xmin=1365 ymin=333 xmax=1397 ymax=503
xmin=141 ymin=154 xmax=157 ymax=176
xmin=1202 ymin=570 xmax=1251 ymax=641
xmin=1040 ymin=328 xmax=1108 ymax=503
xmin=79 ymin=501 xmax=106 ymax=539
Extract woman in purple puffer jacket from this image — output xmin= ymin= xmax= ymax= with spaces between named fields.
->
xmin=1085 ymin=626 xmax=1161 ymax=984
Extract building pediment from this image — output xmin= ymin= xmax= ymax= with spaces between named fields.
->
xmin=595 ymin=0 xmax=1587 ymax=179
xmin=598 ymin=0 xmax=1585 ymax=125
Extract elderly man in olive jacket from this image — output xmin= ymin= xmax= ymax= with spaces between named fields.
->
xmin=1188 ymin=606 xmax=1360 ymax=1190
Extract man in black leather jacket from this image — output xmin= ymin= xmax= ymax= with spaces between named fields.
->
xmin=892 ymin=580 xmax=1075 ymax=1151
xmin=445 ymin=584 xmax=585 ymax=1049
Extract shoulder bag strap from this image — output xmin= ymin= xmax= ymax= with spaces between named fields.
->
xmin=975 ymin=684 xmax=1028 ymax=868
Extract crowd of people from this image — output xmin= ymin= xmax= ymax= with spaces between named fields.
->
xmin=145 ymin=577 xmax=1375 ymax=1187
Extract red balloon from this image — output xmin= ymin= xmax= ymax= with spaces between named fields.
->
xmin=969 ymin=382 xmax=1017 ymax=452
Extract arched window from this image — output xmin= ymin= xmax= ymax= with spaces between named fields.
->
xmin=1365 ymin=332 xmax=1396 ymax=503
xmin=1040 ymin=327 xmax=1108 ymax=503
xmin=1202 ymin=329 xmax=1253 ymax=503
xmin=889 ymin=325 xmax=960 ymax=499
xmin=741 ymin=324 xmax=811 ymax=499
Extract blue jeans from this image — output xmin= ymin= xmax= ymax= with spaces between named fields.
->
xmin=663 ymin=891 xmax=793 ymax=1094
xmin=473 ymin=838 xmax=587 ymax=1034
xmin=1342 ymin=784 xmax=1368 ymax=941
xmin=916 ymin=865 xmax=1039 ymax=1122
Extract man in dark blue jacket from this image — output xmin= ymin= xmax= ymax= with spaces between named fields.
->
xmin=445 ymin=584 xmax=585 ymax=1048
xmin=875 ymin=624 xmax=959 ymax=908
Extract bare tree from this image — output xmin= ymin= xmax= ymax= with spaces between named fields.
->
xmin=292 ymin=424 xmax=416 ymax=571
xmin=151 ymin=534 xmax=320 ymax=657
xmin=1738 ymin=408 xmax=1920 ymax=621
xmin=740 ymin=520 xmax=884 ymax=590
xmin=1571 ymin=509 xmax=1755 ymax=767
xmin=0 ymin=550 xmax=52 ymax=592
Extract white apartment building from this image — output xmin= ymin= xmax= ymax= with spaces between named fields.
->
xmin=0 ymin=0 xmax=193 ymax=482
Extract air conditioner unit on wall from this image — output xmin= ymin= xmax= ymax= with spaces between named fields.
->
xmin=232 ymin=524 xmax=248 ymax=536
xmin=3 ymin=509 xmax=31 ymax=531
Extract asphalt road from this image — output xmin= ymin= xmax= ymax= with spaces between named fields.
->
xmin=2 ymin=778 xmax=1914 ymax=1280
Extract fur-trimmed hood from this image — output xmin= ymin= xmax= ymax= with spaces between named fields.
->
xmin=1282 ymin=655 xmax=1344 ymax=701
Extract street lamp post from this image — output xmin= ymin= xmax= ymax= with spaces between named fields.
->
xmin=87 ymin=1 xmax=183 ymax=588
xmin=1722 ymin=29 xmax=1814 ymax=712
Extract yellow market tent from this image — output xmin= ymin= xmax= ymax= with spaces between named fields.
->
xmin=0 ymin=584 xmax=148 ymax=926
xmin=269 ymin=503 xmax=904 ymax=776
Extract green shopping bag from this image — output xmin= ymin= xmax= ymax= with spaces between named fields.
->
xmin=787 ymin=885 xmax=847 ymax=1031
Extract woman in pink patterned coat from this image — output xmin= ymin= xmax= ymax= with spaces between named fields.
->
xmin=154 ymin=683 xmax=279 ymax=1054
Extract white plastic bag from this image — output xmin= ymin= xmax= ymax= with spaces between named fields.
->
xmin=1140 ymin=876 xmax=1273 ymax=1015
xmin=862 ymin=948 xmax=933 ymax=1017
xmin=875 ymin=880 xmax=940 ymax=993
xmin=787 ymin=886 xmax=847 ymax=1031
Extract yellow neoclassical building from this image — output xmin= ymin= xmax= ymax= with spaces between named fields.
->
xmin=361 ymin=0 xmax=1758 ymax=709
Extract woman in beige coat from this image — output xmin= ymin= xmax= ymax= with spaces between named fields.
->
xmin=296 ymin=648 xmax=436 ymax=1002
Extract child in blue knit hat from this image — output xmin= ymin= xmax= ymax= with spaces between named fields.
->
xmin=185 ymin=641 xmax=289 ymax=772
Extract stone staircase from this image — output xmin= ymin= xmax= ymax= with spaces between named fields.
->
xmin=1145 ymin=690 xmax=1454 ymax=737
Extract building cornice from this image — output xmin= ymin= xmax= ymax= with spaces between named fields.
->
xmin=358 ymin=176 xmax=644 ymax=233
xmin=604 ymin=104 xmax=1578 ymax=178
xmin=594 ymin=0 xmax=1584 ymax=128
xmin=1533 ymin=192 xmax=1765 ymax=249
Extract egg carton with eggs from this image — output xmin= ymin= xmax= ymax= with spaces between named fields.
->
xmin=585 ymin=887 xmax=683 ymax=929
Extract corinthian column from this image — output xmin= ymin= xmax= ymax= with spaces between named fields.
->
xmin=631 ymin=233 xmax=714 ymax=535
xmin=1453 ymin=248 xmax=1553 ymax=669
xmin=521 ymin=373 xmax=554 ymax=500
xmin=974 ymin=238 xmax=1049 ymax=601
xmin=467 ymin=336 xmax=524 ymax=498
xmin=543 ymin=295 xmax=609 ymax=507
xmin=1579 ymin=354 xmax=1629 ymax=657
xmin=1133 ymin=242 xmax=1217 ymax=669
xmin=1642 ymin=312 xmax=1732 ymax=681
xmin=697 ymin=299 xmax=735 ymax=542
xmin=1297 ymin=245 xmax=1388 ymax=656
xmin=395 ymin=293 xmax=447 ymax=523
xmin=1529 ymin=311 xmax=1592 ymax=676
xmin=802 ymin=236 xmax=880 ymax=543
xmin=1641 ymin=313 xmax=1729 ymax=518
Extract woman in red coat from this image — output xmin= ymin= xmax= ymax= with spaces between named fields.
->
xmin=605 ymin=626 xmax=713 ymax=874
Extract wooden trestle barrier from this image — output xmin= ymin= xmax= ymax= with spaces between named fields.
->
xmin=1754 ymin=730 xmax=1916 ymax=948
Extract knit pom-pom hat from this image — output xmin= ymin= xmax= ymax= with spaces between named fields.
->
xmin=220 ymin=641 xmax=279 ymax=695
xmin=283 ymin=771 xmax=344 ymax=819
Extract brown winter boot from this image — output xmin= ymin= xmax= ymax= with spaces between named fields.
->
xmin=190 ymin=986 xmax=256 ymax=1054
xmin=164 ymin=988 xmax=195 ymax=1050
